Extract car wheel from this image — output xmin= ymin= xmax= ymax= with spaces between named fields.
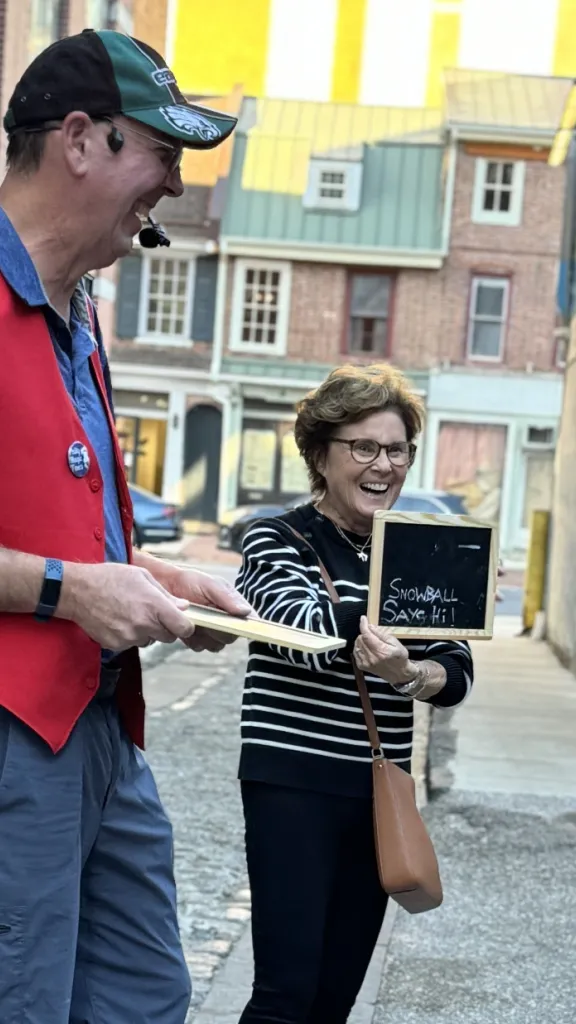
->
xmin=233 ymin=526 xmax=248 ymax=554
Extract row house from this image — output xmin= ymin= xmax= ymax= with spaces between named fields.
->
xmin=423 ymin=70 xmax=569 ymax=559
xmin=110 ymin=70 xmax=569 ymax=559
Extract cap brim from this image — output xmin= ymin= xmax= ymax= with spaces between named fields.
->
xmin=129 ymin=100 xmax=238 ymax=149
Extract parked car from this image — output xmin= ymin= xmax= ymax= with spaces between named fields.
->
xmin=128 ymin=483 xmax=183 ymax=547
xmin=217 ymin=489 xmax=467 ymax=554
xmin=392 ymin=489 xmax=468 ymax=515
xmin=218 ymin=495 xmax=309 ymax=553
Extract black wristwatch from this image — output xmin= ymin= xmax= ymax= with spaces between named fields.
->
xmin=34 ymin=558 xmax=64 ymax=622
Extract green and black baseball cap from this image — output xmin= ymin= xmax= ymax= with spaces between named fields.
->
xmin=4 ymin=28 xmax=238 ymax=150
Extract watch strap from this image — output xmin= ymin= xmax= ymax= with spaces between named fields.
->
xmin=34 ymin=558 xmax=64 ymax=622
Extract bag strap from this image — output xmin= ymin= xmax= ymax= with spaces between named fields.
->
xmin=284 ymin=524 xmax=341 ymax=604
xmin=352 ymin=660 xmax=383 ymax=757
xmin=284 ymin=523 xmax=383 ymax=758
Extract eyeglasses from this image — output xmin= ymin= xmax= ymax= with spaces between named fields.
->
xmin=15 ymin=117 xmax=183 ymax=175
xmin=327 ymin=438 xmax=416 ymax=467
xmin=102 ymin=118 xmax=183 ymax=174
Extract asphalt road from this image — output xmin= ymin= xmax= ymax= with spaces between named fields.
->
xmin=143 ymin=642 xmax=250 ymax=1016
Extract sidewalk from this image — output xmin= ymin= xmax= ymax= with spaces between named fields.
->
xmin=374 ymin=618 xmax=576 ymax=1024
xmin=190 ymin=618 xmax=576 ymax=1023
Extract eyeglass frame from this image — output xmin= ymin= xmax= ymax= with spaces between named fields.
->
xmin=12 ymin=115 xmax=183 ymax=175
xmin=326 ymin=437 xmax=417 ymax=467
xmin=101 ymin=117 xmax=183 ymax=174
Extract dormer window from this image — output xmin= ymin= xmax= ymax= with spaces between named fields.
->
xmin=303 ymin=159 xmax=363 ymax=212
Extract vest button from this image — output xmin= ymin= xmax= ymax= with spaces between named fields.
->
xmin=90 ymin=478 xmax=101 ymax=492
xmin=86 ymin=676 xmax=98 ymax=691
xmin=94 ymin=527 xmax=103 ymax=541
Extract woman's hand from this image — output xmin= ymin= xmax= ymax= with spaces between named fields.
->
xmin=353 ymin=616 xmax=417 ymax=685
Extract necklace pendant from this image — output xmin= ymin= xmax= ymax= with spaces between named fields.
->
xmin=358 ymin=551 xmax=369 ymax=562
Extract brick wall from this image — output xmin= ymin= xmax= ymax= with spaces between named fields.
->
xmin=222 ymin=145 xmax=564 ymax=375
xmin=451 ymin=149 xmax=564 ymax=257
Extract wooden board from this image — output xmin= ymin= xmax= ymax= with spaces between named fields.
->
xmin=184 ymin=604 xmax=347 ymax=654
xmin=367 ymin=511 xmax=498 ymax=640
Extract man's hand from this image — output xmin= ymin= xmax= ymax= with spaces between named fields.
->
xmin=353 ymin=616 xmax=415 ymax=685
xmin=133 ymin=552 xmax=253 ymax=653
xmin=57 ymin=561 xmax=196 ymax=651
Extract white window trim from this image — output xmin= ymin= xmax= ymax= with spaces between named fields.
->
xmin=230 ymin=258 xmax=292 ymax=357
xmin=471 ymin=158 xmax=525 ymax=227
xmin=136 ymin=252 xmax=196 ymax=347
xmin=466 ymin=276 xmax=510 ymax=363
xmin=303 ymin=159 xmax=363 ymax=212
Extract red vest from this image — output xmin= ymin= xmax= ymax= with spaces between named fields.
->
xmin=0 ymin=274 xmax=144 ymax=753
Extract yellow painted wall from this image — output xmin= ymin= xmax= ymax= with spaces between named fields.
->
xmin=426 ymin=1 xmax=462 ymax=108
xmin=172 ymin=0 xmax=271 ymax=97
xmin=330 ymin=0 xmax=367 ymax=104
xmin=167 ymin=0 xmax=574 ymax=111
xmin=553 ymin=0 xmax=576 ymax=76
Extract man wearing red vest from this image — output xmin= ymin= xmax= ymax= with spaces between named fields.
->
xmin=0 ymin=29 xmax=251 ymax=1024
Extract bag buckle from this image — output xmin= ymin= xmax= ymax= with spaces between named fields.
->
xmin=372 ymin=747 xmax=384 ymax=761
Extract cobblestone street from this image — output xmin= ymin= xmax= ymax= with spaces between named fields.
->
xmin=143 ymin=641 xmax=250 ymax=1017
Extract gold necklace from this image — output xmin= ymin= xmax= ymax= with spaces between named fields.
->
xmin=315 ymin=505 xmax=372 ymax=562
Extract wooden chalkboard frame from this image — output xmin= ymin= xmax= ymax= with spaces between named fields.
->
xmin=367 ymin=511 xmax=499 ymax=640
xmin=184 ymin=604 xmax=347 ymax=654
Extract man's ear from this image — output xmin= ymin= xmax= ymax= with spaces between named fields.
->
xmin=60 ymin=111 xmax=94 ymax=176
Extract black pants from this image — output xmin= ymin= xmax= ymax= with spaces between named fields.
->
xmin=239 ymin=781 xmax=388 ymax=1024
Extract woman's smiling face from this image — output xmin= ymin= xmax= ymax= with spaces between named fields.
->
xmin=316 ymin=409 xmax=413 ymax=533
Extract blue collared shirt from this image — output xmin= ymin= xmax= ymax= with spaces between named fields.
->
xmin=0 ymin=207 xmax=127 ymax=627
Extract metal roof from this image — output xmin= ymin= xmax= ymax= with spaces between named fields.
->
xmin=444 ymin=68 xmax=573 ymax=137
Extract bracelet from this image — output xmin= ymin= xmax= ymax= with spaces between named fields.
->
xmin=34 ymin=558 xmax=64 ymax=622
xmin=394 ymin=662 xmax=446 ymax=701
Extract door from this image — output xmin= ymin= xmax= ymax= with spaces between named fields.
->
xmin=237 ymin=419 xmax=310 ymax=506
xmin=182 ymin=404 xmax=222 ymax=522
xmin=116 ymin=415 xmax=167 ymax=495
xmin=434 ymin=421 xmax=508 ymax=520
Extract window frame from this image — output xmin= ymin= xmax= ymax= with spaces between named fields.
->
xmin=471 ymin=158 xmax=525 ymax=227
xmin=137 ymin=252 xmax=196 ymax=347
xmin=466 ymin=275 xmax=510 ymax=363
xmin=229 ymin=258 xmax=292 ymax=357
xmin=303 ymin=159 xmax=363 ymax=212
xmin=345 ymin=270 xmax=394 ymax=358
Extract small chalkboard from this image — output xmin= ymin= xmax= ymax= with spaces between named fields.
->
xmin=367 ymin=512 xmax=498 ymax=640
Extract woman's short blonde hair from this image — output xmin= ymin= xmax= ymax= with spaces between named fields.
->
xmin=294 ymin=363 xmax=425 ymax=497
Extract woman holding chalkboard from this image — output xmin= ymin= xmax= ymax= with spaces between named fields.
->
xmin=235 ymin=363 xmax=475 ymax=1024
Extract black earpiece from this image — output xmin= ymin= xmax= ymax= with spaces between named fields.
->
xmin=107 ymin=124 xmax=124 ymax=154
xmin=139 ymin=216 xmax=171 ymax=248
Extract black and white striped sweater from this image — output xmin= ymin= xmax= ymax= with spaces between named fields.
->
xmin=236 ymin=503 xmax=474 ymax=799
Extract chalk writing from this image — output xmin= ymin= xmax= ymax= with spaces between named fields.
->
xmin=373 ymin=517 xmax=494 ymax=634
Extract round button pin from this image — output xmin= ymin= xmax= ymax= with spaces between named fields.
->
xmin=67 ymin=441 xmax=90 ymax=478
